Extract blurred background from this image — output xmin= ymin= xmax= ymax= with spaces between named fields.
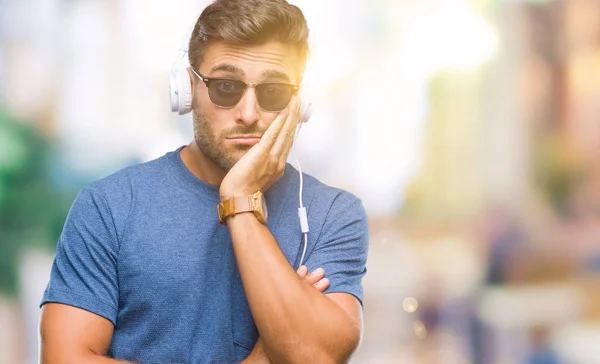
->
xmin=1 ymin=0 xmax=600 ymax=363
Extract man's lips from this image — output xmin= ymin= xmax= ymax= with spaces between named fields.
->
xmin=227 ymin=135 xmax=262 ymax=146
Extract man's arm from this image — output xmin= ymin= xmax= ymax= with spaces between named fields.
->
xmin=220 ymin=98 xmax=366 ymax=363
xmin=40 ymin=186 xmax=125 ymax=364
xmin=40 ymin=303 xmax=135 ymax=364
xmin=228 ymin=213 xmax=362 ymax=364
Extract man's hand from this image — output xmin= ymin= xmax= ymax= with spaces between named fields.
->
xmin=296 ymin=265 xmax=330 ymax=292
xmin=242 ymin=265 xmax=329 ymax=364
xmin=220 ymin=97 xmax=300 ymax=200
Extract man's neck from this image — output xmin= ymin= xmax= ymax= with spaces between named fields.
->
xmin=180 ymin=142 xmax=227 ymax=187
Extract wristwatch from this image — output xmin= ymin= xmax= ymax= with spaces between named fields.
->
xmin=217 ymin=191 xmax=268 ymax=224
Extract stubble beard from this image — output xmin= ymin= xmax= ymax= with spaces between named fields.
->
xmin=193 ymin=110 xmax=259 ymax=172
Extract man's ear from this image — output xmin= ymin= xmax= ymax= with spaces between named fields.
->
xmin=186 ymin=67 xmax=195 ymax=93
xmin=186 ymin=67 xmax=197 ymax=112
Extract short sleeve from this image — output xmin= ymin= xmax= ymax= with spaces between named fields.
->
xmin=304 ymin=191 xmax=369 ymax=306
xmin=41 ymin=186 xmax=120 ymax=325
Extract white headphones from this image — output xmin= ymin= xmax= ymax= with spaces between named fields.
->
xmin=169 ymin=29 xmax=194 ymax=116
xmin=169 ymin=24 xmax=313 ymax=268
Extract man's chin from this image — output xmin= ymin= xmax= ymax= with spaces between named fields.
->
xmin=223 ymin=148 xmax=250 ymax=166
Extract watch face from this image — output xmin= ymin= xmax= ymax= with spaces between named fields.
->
xmin=261 ymin=196 xmax=268 ymax=219
xmin=217 ymin=203 xmax=225 ymax=222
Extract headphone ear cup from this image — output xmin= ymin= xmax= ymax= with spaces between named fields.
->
xmin=170 ymin=69 xmax=193 ymax=115
xmin=298 ymin=99 xmax=312 ymax=123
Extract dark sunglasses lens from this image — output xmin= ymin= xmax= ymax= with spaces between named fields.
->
xmin=208 ymin=80 xmax=246 ymax=107
xmin=256 ymin=84 xmax=295 ymax=111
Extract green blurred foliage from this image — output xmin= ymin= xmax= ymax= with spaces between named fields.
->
xmin=0 ymin=109 xmax=74 ymax=296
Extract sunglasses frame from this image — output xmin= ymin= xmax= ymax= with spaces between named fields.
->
xmin=190 ymin=67 xmax=299 ymax=112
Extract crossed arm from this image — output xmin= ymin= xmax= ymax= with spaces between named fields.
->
xmin=40 ymin=214 xmax=362 ymax=364
xmin=40 ymin=264 xmax=336 ymax=364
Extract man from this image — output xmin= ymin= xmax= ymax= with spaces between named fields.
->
xmin=40 ymin=0 xmax=369 ymax=363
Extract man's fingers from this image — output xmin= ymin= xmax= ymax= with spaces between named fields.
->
xmin=313 ymin=278 xmax=330 ymax=292
xmin=296 ymin=265 xmax=308 ymax=278
xmin=297 ymin=267 xmax=329 ymax=292
xmin=303 ymin=267 xmax=325 ymax=285
xmin=270 ymin=97 xmax=300 ymax=158
xmin=258 ymin=97 xmax=296 ymax=150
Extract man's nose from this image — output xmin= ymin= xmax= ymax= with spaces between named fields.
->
xmin=234 ymin=88 xmax=260 ymax=126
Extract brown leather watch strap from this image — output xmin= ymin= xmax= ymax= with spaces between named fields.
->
xmin=217 ymin=191 xmax=268 ymax=224
xmin=222 ymin=195 xmax=254 ymax=215
xmin=218 ymin=193 xmax=260 ymax=224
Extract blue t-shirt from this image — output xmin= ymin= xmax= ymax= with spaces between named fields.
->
xmin=41 ymin=147 xmax=369 ymax=364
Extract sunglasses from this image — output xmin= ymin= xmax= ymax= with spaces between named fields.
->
xmin=191 ymin=68 xmax=299 ymax=112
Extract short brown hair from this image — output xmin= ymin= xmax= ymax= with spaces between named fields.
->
xmin=188 ymin=0 xmax=309 ymax=73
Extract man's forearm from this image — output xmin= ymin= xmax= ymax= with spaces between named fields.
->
xmin=227 ymin=213 xmax=360 ymax=363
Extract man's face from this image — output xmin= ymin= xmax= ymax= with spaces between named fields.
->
xmin=190 ymin=40 xmax=302 ymax=172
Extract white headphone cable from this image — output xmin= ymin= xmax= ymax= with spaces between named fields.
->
xmin=292 ymin=121 xmax=309 ymax=269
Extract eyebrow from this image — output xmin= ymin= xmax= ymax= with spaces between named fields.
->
xmin=261 ymin=70 xmax=291 ymax=82
xmin=210 ymin=63 xmax=245 ymax=76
